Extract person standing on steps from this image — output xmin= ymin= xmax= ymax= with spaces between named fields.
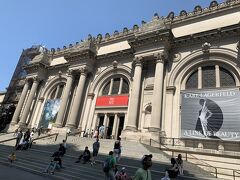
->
xmin=113 ymin=138 xmax=121 ymax=163
xmin=91 ymin=138 xmax=100 ymax=166
xmin=133 ymin=154 xmax=153 ymax=180
xmin=15 ymin=130 xmax=23 ymax=148
xmin=103 ymin=151 xmax=117 ymax=180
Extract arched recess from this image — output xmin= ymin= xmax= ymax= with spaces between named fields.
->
xmin=143 ymin=103 xmax=152 ymax=129
xmin=33 ymin=75 xmax=67 ymax=128
xmin=40 ymin=75 xmax=67 ymax=99
xmin=168 ymin=48 xmax=240 ymax=87
xmin=89 ymin=64 xmax=132 ymax=95
xmin=165 ymin=48 xmax=239 ymax=138
xmin=81 ymin=65 xmax=132 ymax=133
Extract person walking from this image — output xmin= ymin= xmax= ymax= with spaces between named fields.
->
xmin=24 ymin=129 xmax=30 ymax=142
xmin=103 ymin=151 xmax=117 ymax=180
xmin=99 ymin=125 xmax=105 ymax=139
xmin=91 ymin=138 xmax=100 ymax=166
xmin=133 ymin=154 xmax=153 ymax=180
xmin=29 ymin=129 xmax=35 ymax=148
xmin=15 ymin=130 xmax=23 ymax=148
xmin=113 ymin=139 xmax=121 ymax=163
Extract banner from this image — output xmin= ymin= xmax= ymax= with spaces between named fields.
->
xmin=181 ymin=89 xmax=240 ymax=141
xmin=96 ymin=95 xmax=129 ymax=107
xmin=40 ymin=99 xmax=61 ymax=128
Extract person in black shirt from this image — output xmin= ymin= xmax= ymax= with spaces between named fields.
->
xmin=113 ymin=139 xmax=121 ymax=162
xmin=75 ymin=146 xmax=91 ymax=164
xmin=58 ymin=143 xmax=66 ymax=156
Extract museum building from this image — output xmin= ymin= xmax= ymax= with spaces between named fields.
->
xmin=4 ymin=0 xmax=240 ymax=142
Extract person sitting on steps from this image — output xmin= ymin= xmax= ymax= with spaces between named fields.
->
xmin=75 ymin=146 xmax=91 ymax=164
xmin=44 ymin=151 xmax=63 ymax=174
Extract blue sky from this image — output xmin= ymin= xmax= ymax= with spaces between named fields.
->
xmin=0 ymin=0 xmax=219 ymax=91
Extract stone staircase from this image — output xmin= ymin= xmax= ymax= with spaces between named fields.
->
xmin=0 ymin=133 xmax=220 ymax=180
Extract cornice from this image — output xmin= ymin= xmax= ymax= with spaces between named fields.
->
xmin=130 ymin=31 xmax=173 ymax=52
xmin=96 ymin=48 xmax=133 ymax=62
xmin=47 ymin=62 xmax=70 ymax=70
xmin=64 ymin=50 xmax=96 ymax=64
xmin=172 ymin=23 xmax=240 ymax=48
xmin=165 ymin=0 xmax=240 ymax=25
xmin=23 ymin=62 xmax=49 ymax=71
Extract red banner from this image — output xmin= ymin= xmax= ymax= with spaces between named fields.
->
xmin=96 ymin=95 xmax=129 ymax=107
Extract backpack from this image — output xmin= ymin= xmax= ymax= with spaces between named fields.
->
xmin=103 ymin=157 xmax=111 ymax=173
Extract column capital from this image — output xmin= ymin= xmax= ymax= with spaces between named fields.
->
xmin=32 ymin=76 xmax=40 ymax=82
xmin=132 ymin=56 xmax=143 ymax=67
xmin=24 ymin=78 xmax=31 ymax=84
xmin=79 ymin=66 xmax=88 ymax=75
xmin=154 ymin=51 xmax=167 ymax=63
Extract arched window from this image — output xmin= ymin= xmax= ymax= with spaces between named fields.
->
xmin=186 ymin=70 xmax=198 ymax=89
xmin=220 ymin=67 xmax=235 ymax=87
xmin=102 ymin=81 xmax=110 ymax=95
xmin=122 ymin=79 xmax=129 ymax=94
xmin=186 ymin=65 xmax=235 ymax=89
xmin=49 ymin=84 xmax=65 ymax=99
xmin=101 ymin=77 xmax=129 ymax=95
xmin=202 ymin=66 xmax=215 ymax=88
xmin=112 ymin=78 xmax=120 ymax=95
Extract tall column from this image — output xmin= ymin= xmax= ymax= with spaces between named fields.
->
xmin=115 ymin=115 xmax=121 ymax=138
xmin=103 ymin=113 xmax=108 ymax=138
xmin=18 ymin=77 xmax=39 ymax=127
xmin=11 ymin=79 xmax=30 ymax=125
xmin=150 ymin=53 xmax=166 ymax=131
xmin=91 ymin=113 xmax=99 ymax=130
xmin=118 ymin=78 xmax=123 ymax=94
xmin=67 ymin=67 xmax=87 ymax=128
xmin=111 ymin=113 xmax=118 ymax=139
xmin=55 ymin=70 xmax=73 ymax=127
xmin=126 ymin=57 xmax=143 ymax=131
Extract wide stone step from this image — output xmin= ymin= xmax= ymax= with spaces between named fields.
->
xmin=0 ymin=143 xmax=218 ymax=180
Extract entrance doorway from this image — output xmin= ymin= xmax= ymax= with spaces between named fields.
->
xmin=98 ymin=115 xmax=104 ymax=127
xmin=117 ymin=116 xmax=125 ymax=139
xmin=106 ymin=115 xmax=114 ymax=139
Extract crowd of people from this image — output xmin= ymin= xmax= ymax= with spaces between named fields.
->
xmin=9 ymin=127 xmax=184 ymax=179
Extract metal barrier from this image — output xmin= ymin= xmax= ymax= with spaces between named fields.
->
xmin=150 ymin=138 xmax=218 ymax=178
xmin=0 ymin=132 xmax=14 ymax=136
xmin=65 ymin=131 xmax=83 ymax=141
xmin=0 ymin=137 xmax=17 ymax=144
xmin=32 ymin=133 xmax=59 ymax=143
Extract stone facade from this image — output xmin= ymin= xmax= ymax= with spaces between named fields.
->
xmin=5 ymin=0 xmax=240 ymax=142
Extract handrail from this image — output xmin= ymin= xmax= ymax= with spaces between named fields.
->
xmin=0 ymin=137 xmax=17 ymax=144
xmin=233 ymin=170 xmax=240 ymax=180
xmin=0 ymin=132 xmax=14 ymax=136
xmin=32 ymin=133 xmax=59 ymax=143
xmin=65 ymin=131 xmax=83 ymax=141
xmin=149 ymin=138 xmax=218 ymax=178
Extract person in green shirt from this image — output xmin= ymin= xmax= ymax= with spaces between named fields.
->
xmin=104 ymin=151 xmax=117 ymax=180
xmin=133 ymin=154 xmax=152 ymax=180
